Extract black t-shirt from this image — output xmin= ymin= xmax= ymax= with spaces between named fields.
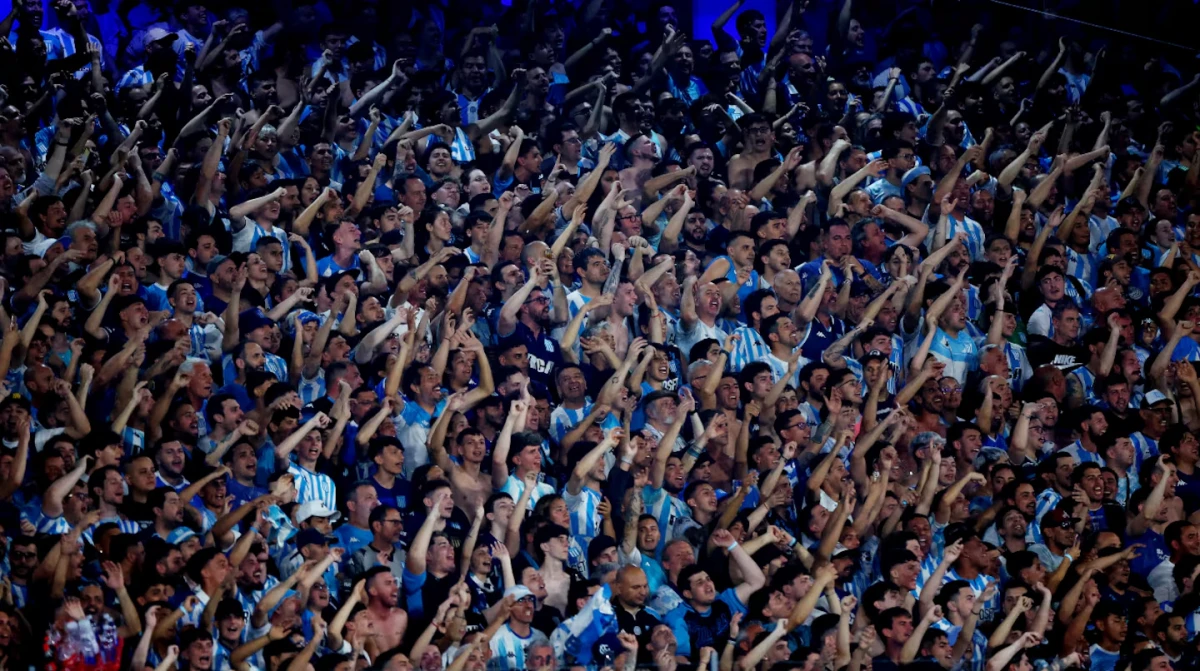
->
xmin=615 ymin=605 xmax=663 ymax=666
xmin=1027 ymin=335 xmax=1089 ymax=372
xmin=683 ymin=598 xmax=736 ymax=653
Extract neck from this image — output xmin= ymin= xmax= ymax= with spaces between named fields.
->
xmin=374 ymin=470 xmax=395 ymax=487
xmin=541 ymin=558 xmax=565 ymax=575
xmin=953 ymin=562 xmax=979 ymax=580
xmin=333 ymin=247 xmax=356 ymax=265
xmin=370 ymin=537 xmax=393 ymax=553
xmin=1003 ymin=536 xmax=1026 ymax=553
xmin=508 ymin=619 xmax=531 ymax=636
xmin=519 ymin=314 xmax=542 ymax=334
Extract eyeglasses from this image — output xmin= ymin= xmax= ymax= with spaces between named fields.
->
xmin=940 ymin=387 xmax=961 ymax=394
xmin=10 ymin=551 xmax=35 ymax=561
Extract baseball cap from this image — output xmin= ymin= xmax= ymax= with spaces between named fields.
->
xmin=144 ymin=27 xmax=179 ymax=45
xmin=322 ymin=269 xmax=361 ymax=294
xmin=207 ymin=254 xmax=234 ymax=276
xmin=504 ymin=585 xmax=536 ymax=602
xmin=1145 ymin=389 xmax=1171 ymax=407
xmin=238 ymin=309 xmax=274 ymax=334
xmin=32 ymin=236 xmax=68 ymax=258
xmin=296 ymin=500 xmax=341 ymax=524
xmin=901 ymin=166 xmax=931 ymax=187
xmin=295 ymin=527 xmax=331 ymax=550
xmin=861 ymin=350 xmax=889 ymax=365
xmin=166 ymin=528 xmax=198 ymax=546
xmin=1040 ymin=509 xmax=1080 ymax=530
xmin=0 ymin=393 xmax=31 ymax=413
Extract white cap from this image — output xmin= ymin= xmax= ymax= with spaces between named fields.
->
xmin=295 ymin=500 xmax=341 ymax=523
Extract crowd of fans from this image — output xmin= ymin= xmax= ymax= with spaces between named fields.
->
xmin=1 ymin=0 xmax=1200 ymax=669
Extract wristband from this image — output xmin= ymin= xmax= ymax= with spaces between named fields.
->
xmin=152 ymin=171 xmax=168 ymax=182
xmin=789 ymin=538 xmax=799 ymax=548
xmin=1063 ymin=553 xmax=1075 ymax=563
xmin=726 ymin=541 xmax=738 ymax=551
xmin=621 ymin=456 xmax=634 ymax=465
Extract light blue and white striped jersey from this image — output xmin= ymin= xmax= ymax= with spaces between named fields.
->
xmin=642 ymin=485 xmax=692 ymax=555
xmin=231 ymin=220 xmax=291 ymax=275
xmin=928 ymin=327 xmax=978 ymax=384
xmin=1065 ymin=247 xmax=1100 ymax=291
xmin=1030 ymin=489 xmax=1063 ymax=546
xmin=288 ymin=462 xmax=336 ymax=510
xmin=728 ymin=326 xmax=771 ymax=373
xmin=84 ymin=516 xmax=144 ymax=545
xmin=1067 ymin=366 xmax=1098 ymax=404
xmin=297 ymin=370 xmax=326 ymax=406
xmin=1129 ymin=432 xmax=1159 ymax=472
xmin=564 ymin=485 xmax=603 ymax=550
xmin=764 ymin=350 xmax=807 ymax=389
xmin=222 ymin=352 xmax=288 ymax=388
xmin=448 ymin=126 xmax=475 ymax=163
xmin=33 ymin=511 xmax=70 ymax=535
xmin=235 ymin=575 xmax=281 ymax=617
xmin=490 ymin=622 xmax=550 ymax=670
xmin=499 ymin=474 xmax=555 ymax=510
xmin=115 ymin=65 xmax=154 ymax=94
xmin=944 ymin=568 xmax=1000 ymax=623
xmin=931 ymin=619 xmax=987 ymax=671
xmin=1062 ymin=440 xmax=1105 ymax=466
xmin=925 ymin=216 xmax=986 ymax=262
xmin=565 ymin=290 xmax=593 ymax=321
xmin=549 ymin=401 xmax=619 ymax=445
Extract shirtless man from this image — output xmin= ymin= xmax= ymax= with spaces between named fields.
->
xmin=361 ymin=565 xmax=408 ymax=653
xmin=428 ymin=394 xmax=492 ymax=519
xmin=727 ymin=114 xmax=777 ymax=190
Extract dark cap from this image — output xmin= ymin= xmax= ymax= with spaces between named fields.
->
xmin=641 ymin=389 xmax=680 ymax=409
xmin=1040 ymin=509 xmax=1079 ymax=530
xmin=322 ymin=269 xmax=361 ymax=294
xmin=861 ymin=350 xmax=889 ymax=364
xmin=0 ymin=392 xmax=30 ymax=413
xmin=295 ymin=527 xmax=331 ymax=550
xmin=238 ymin=309 xmax=274 ymax=334
xmin=206 ymin=254 xmax=234 ymax=276
xmin=587 ymin=535 xmax=618 ymax=566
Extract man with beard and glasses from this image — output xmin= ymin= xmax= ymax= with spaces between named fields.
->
xmin=498 ymin=265 xmax=563 ymax=388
